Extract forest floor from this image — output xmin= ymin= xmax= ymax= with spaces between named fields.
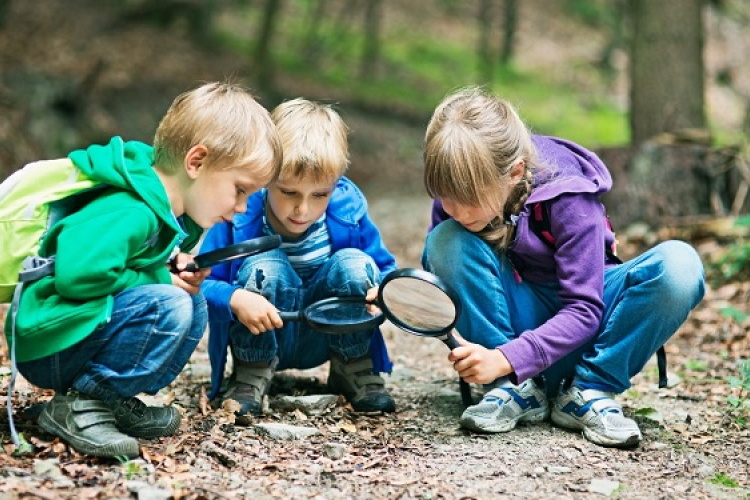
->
xmin=1 ymin=1 xmax=750 ymax=499
xmin=1 ymin=200 xmax=750 ymax=500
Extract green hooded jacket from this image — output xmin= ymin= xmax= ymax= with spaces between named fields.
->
xmin=6 ymin=136 xmax=203 ymax=362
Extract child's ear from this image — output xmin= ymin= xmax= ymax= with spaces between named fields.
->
xmin=185 ymin=145 xmax=209 ymax=179
xmin=509 ymin=159 xmax=525 ymax=185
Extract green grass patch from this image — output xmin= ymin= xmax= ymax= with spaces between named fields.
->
xmin=709 ymin=472 xmax=740 ymax=488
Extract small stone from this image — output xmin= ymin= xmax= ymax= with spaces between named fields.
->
xmin=322 ymin=442 xmax=347 ymax=460
xmin=588 ymin=479 xmax=620 ymax=496
xmin=254 ymin=422 xmax=320 ymax=440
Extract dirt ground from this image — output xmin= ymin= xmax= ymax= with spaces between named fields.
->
xmin=1 ymin=181 xmax=749 ymax=500
xmin=1 ymin=1 xmax=750 ymax=498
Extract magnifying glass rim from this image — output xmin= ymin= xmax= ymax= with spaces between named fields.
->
xmin=193 ymin=235 xmax=282 ymax=268
xmin=377 ymin=268 xmax=461 ymax=336
xmin=300 ymin=296 xmax=385 ymax=334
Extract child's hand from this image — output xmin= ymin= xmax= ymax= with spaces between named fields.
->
xmin=365 ymin=286 xmax=382 ymax=315
xmin=169 ymin=253 xmax=211 ymax=294
xmin=230 ymin=289 xmax=283 ymax=335
xmin=447 ymin=331 xmax=513 ymax=384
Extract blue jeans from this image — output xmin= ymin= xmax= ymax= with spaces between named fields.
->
xmin=423 ymin=220 xmax=705 ymax=395
xmin=230 ymin=248 xmax=379 ymax=370
xmin=19 ymin=285 xmax=207 ymax=404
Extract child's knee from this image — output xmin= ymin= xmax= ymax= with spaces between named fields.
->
xmin=237 ymin=249 xmax=298 ymax=292
xmin=328 ymin=249 xmax=379 ymax=286
xmin=653 ymin=240 xmax=705 ymax=305
xmin=425 ymin=220 xmax=490 ymax=274
xmin=153 ymin=286 xmax=195 ymax=333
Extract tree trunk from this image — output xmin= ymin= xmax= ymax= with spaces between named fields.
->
xmin=499 ymin=0 xmax=518 ymax=65
xmin=629 ymin=0 xmax=706 ymax=145
xmin=476 ymin=0 xmax=495 ymax=83
xmin=360 ymin=0 xmax=383 ymax=80
xmin=0 ymin=0 xmax=10 ymax=29
xmin=254 ymin=0 xmax=283 ymax=90
xmin=599 ymin=140 xmax=744 ymax=228
xmin=302 ymin=0 xmax=328 ymax=63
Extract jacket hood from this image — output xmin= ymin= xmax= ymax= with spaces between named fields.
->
xmin=326 ymin=176 xmax=368 ymax=224
xmin=526 ymin=135 xmax=612 ymax=204
xmin=68 ymin=136 xmax=180 ymax=232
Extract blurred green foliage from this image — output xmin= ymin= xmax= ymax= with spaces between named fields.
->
xmin=210 ymin=0 xmax=745 ymax=149
xmin=215 ymin=0 xmax=630 ymax=148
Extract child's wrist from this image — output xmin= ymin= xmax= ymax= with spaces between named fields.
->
xmin=494 ymin=347 xmax=513 ymax=378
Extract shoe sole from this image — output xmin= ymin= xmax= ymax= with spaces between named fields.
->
xmin=38 ymin=411 xmax=140 ymax=458
xmin=551 ymin=408 xmax=642 ymax=448
xmin=460 ymin=407 xmax=549 ymax=433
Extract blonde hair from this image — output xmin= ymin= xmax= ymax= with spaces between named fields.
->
xmin=424 ymin=87 xmax=537 ymax=249
xmin=271 ymin=98 xmax=349 ymax=183
xmin=153 ymin=82 xmax=282 ymax=184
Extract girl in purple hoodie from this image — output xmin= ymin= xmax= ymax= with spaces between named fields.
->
xmin=422 ymin=87 xmax=705 ymax=448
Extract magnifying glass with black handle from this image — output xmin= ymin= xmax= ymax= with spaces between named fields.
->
xmin=277 ymin=296 xmax=385 ymax=334
xmin=275 ymin=267 xmax=474 ymax=407
xmin=171 ymin=235 xmax=282 ymax=272
xmin=377 ymin=268 xmax=473 ymax=407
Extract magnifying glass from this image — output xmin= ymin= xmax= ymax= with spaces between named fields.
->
xmin=173 ymin=235 xmax=282 ymax=272
xmin=377 ymin=268 xmax=461 ymax=348
xmin=278 ymin=296 xmax=385 ymax=334
xmin=377 ymin=268 xmax=474 ymax=407
xmin=275 ymin=267 xmax=474 ymax=406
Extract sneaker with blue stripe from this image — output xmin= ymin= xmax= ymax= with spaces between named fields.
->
xmin=551 ymin=385 xmax=642 ymax=447
xmin=459 ymin=378 xmax=549 ymax=433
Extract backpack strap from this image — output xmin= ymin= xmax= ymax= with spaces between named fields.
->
xmin=7 ymin=282 xmax=23 ymax=450
xmin=529 ymin=202 xmax=556 ymax=248
xmin=5 ymin=255 xmax=58 ymax=451
xmin=528 ymin=201 xmax=669 ymax=389
xmin=530 ymin=201 xmax=622 ymax=264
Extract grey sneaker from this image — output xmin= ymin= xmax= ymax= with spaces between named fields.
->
xmin=459 ymin=378 xmax=549 ymax=433
xmin=108 ymin=397 xmax=182 ymax=439
xmin=38 ymin=393 xmax=139 ymax=458
xmin=328 ymin=354 xmax=396 ymax=413
xmin=222 ymin=357 xmax=278 ymax=420
xmin=551 ymin=385 xmax=642 ymax=447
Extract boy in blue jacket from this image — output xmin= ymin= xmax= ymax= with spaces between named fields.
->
xmin=201 ymin=98 xmax=397 ymax=418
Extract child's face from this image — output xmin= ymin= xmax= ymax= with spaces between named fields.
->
xmin=266 ymin=176 xmax=337 ymax=238
xmin=440 ymin=199 xmax=497 ymax=233
xmin=185 ymin=166 xmax=265 ymax=229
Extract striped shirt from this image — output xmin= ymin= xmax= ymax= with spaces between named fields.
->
xmin=262 ymin=213 xmax=332 ymax=280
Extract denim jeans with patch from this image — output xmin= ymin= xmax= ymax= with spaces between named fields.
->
xmin=423 ymin=219 xmax=705 ymax=396
xmin=19 ymin=285 xmax=207 ymax=404
xmin=230 ymin=248 xmax=379 ymax=370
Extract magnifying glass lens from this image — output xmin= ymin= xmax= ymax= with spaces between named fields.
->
xmin=305 ymin=300 xmax=379 ymax=326
xmin=380 ymin=277 xmax=456 ymax=332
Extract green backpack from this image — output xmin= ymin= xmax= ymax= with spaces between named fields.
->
xmin=0 ymin=158 xmax=107 ymax=452
xmin=0 ymin=158 xmax=104 ymax=303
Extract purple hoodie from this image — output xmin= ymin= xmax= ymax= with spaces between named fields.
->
xmin=430 ymin=135 xmax=619 ymax=383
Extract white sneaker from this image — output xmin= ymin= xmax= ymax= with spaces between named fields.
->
xmin=551 ymin=385 xmax=642 ymax=447
xmin=459 ymin=378 xmax=549 ymax=433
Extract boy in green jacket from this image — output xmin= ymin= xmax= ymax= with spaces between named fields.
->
xmin=5 ymin=82 xmax=281 ymax=458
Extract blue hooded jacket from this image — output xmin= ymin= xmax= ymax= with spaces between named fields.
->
xmin=201 ymin=176 xmax=397 ymax=399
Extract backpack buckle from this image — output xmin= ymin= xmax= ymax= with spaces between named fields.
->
xmin=18 ymin=256 xmax=56 ymax=282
